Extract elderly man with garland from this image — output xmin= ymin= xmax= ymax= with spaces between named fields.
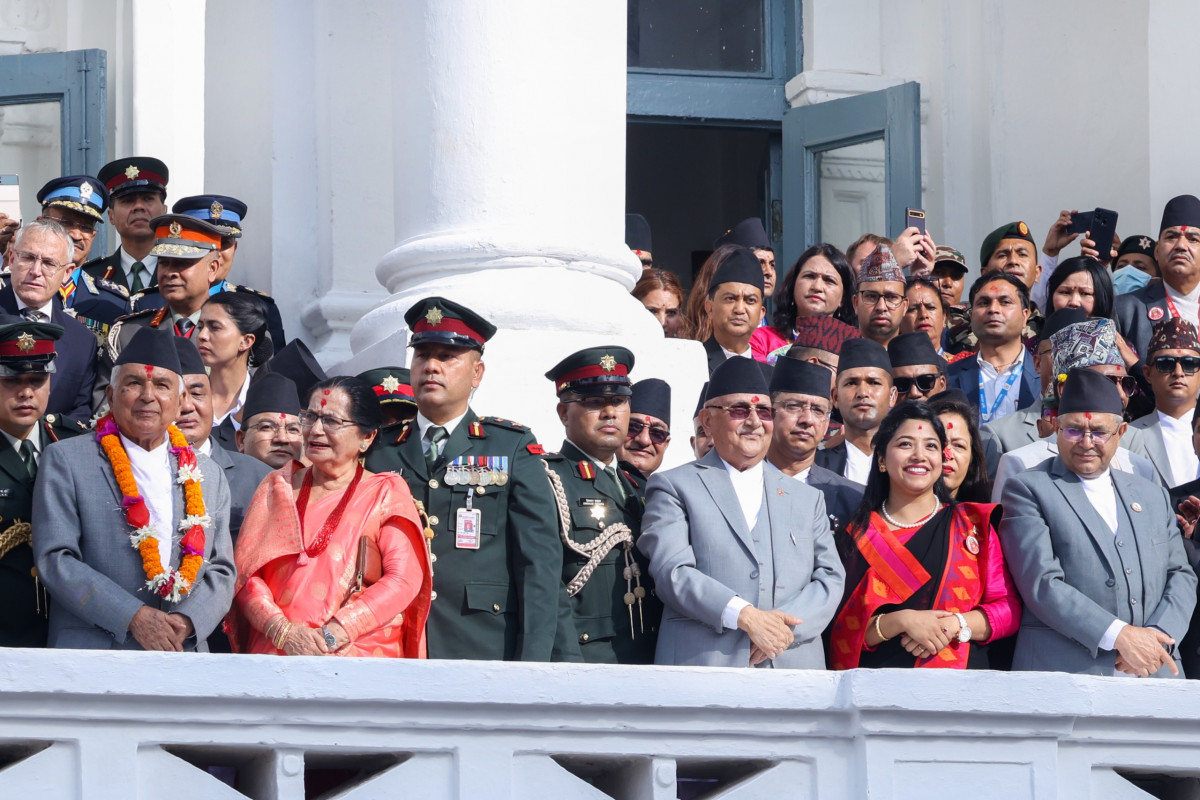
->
xmin=32 ymin=327 xmax=235 ymax=651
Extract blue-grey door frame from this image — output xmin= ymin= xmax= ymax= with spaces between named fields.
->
xmin=780 ymin=81 xmax=921 ymax=271
xmin=0 ymin=49 xmax=108 ymax=250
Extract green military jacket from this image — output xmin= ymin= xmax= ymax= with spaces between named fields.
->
xmin=541 ymin=440 xmax=661 ymax=664
xmin=364 ymin=409 xmax=565 ymax=661
xmin=0 ymin=414 xmax=88 ymax=647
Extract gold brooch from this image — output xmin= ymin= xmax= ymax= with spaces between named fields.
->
xmin=124 ymin=165 xmax=140 ymax=180
xmin=79 ymin=182 xmax=93 ymax=202
xmin=16 ymin=333 xmax=35 ymax=353
xmin=169 ymin=221 xmax=182 ymax=237
xmin=381 ymin=374 xmax=401 ymax=392
xmin=426 ymin=307 xmax=444 ymax=325
xmin=210 ymin=201 xmax=224 ymax=218
xmin=599 ymin=354 xmax=617 ymax=372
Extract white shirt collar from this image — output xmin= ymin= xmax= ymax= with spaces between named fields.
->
xmin=0 ymin=425 xmax=40 ymax=455
xmin=417 ymin=409 xmax=469 ymax=442
xmin=720 ymin=455 xmax=765 ymax=530
xmin=1077 ymin=467 xmax=1118 ymax=534
xmin=566 ymin=438 xmax=615 ymax=469
xmin=720 ymin=343 xmax=752 ymax=360
xmin=793 ymin=466 xmax=811 ymax=484
xmin=197 ymin=438 xmax=213 ymax=456
xmin=14 ymin=295 xmax=53 ymax=319
xmin=119 ymin=247 xmax=157 ymax=280
xmin=213 ymin=372 xmax=252 ymax=429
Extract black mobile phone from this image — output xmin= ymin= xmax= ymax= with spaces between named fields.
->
xmin=1065 ymin=210 xmax=1093 ymax=236
xmin=905 ymin=208 xmax=926 ymax=236
xmin=1088 ymin=207 xmax=1119 ymax=262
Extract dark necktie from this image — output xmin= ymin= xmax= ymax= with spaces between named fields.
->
xmin=175 ymin=318 xmax=195 ymax=337
xmin=20 ymin=308 xmax=45 ymax=323
xmin=425 ymin=426 xmax=448 ymax=469
xmin=130 ymin=261 xmax=147 ymax=293
xmin=604 ymin=465 xmax=627 ymax=502
xmin=19 ymin=439 xmax=36 ymax=480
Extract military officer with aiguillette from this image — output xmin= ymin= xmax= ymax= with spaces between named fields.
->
xmin=0 ymin=316 xmax=88 ymax=647
xmin=541 ymin=347 xmax=662 ymax=663
xmin=363 ymin=297 xmax=567 ymax=662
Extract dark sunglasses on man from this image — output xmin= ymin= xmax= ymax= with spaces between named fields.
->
xmin=893 ymin=374 xmax=941 ymax=395
xmin=1102 ymin=374 xmax=1140 ymax=395
xmin=1152 ymin=355 xmax=1200 ymax=375
xmin=627 ymin=418 xmax=670 ymax=445
xmin=704 ymin=403 xmax=775 ymax=422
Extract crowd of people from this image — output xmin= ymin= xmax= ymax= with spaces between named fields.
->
xmin=0 ymin=155 xmax=1196 ymax=683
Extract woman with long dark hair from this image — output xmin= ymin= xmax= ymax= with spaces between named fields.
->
xmin=751 ymin=243 xmax=855 ymax=362
xmin=829 ymin=402 xmax=1020 ymax=669
xmin=929 ymin=391 xmax=992 ymax=503
xmin=1046 ymin=256 xmax=1114 ymax=319
xmin=196 ymin=291 xmax=273 ymax=449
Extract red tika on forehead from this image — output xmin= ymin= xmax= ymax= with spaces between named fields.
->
xmin=946 ymin=422 xmax=954 ymax=429
xmin=751 ymin=396 xmax=760 ymax=403
xmin=320 ymin=399 xmax=327 ymax=407
xmin=144 ymin=365 xmax=154 ymax=375
xmin=279 ymin=413 xmax=287 ymax=421
xmin=1084 ymin=411 xmax=1092 ymax=420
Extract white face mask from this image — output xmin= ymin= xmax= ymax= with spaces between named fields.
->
xmin=1110 ymin=264 xmax=1152 ymax=295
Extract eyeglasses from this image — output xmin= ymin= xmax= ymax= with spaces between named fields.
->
xmin=41 ymin=214 xmax=96 ymax=235
xmin=298 ymin=410 xmax=358 ymax=432
xmin=773 ymin=400 xmax=830 ymax=420
xmin=1152 ymin=355 xmax=1200 ymax=375
xmin=894 ymin=374 xmax=941 ymax=395
xmin=858 ymin=290 xmax=905 ymax=310
xmin=248 ymin=420 xmax=303 ymax=437
xmin=12 ymin=251 xmax=66 ymax=275
xmin=1103 ymin=375 xmax=1139 ymax=395
xmin=704 ymin=403 xmax=775 ymax=422
xmin=1060 ymin=427 xmax=1117 ymax=446
xmin=562 ymin=395 xmax=629 ymax=411
xmin=627 ymin=418 xmax=670 ymax=444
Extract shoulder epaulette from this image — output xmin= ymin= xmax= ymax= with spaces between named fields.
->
xmin=96 ymin=277 xmax=129 ymax=298
xmin=481 ymin=416 xmax=530 ymax=431
xmin=231 ymin=283 xmax=273 ymax=301
xmin=467 ymin=421 xmax=486 ymax=438
xmin=526 ymin=443 xmax=545 ymax=455
xmin=113 ymin=307 xmax=159 ymax=324
xmin=80 ymin=272 xmax=100 ymax=296
xmin=393 ymin=422 xmax=413 ymax=445
xmin=540 ymin=450 xmax=564 ymax=462
xmin=576 ymin=460 xmax=596 ymax=480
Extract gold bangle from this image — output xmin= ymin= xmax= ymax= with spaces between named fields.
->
xmin=873 ymin=613 xmax=891 ymax=643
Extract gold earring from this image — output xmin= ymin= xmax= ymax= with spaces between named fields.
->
xmin=878 ymin=461 xmax=886 ymax=473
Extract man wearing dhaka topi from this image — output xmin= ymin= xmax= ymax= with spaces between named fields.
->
xmin=33 ymin=327 xmax=235 ymax=651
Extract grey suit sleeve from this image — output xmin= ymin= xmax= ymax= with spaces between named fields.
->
xmin=991 ymin=452 xmax=1019 ymax=503
xmin=776 ymin=490 xmax=845 ymax=644
xmin=638 ymin=472 xmax=739 ymax=634
xmin=1144 ymin=486 xmax=1198 ymax=641
xmin=979 ymin=426 xmax=1002 ymax=481
xmin=173 ymin=455 xmax=237 ymax=641
xmin=998 ymin=475 xmax=1120 ymax=657
xmin=32 ymin=443 xmax=143 ymax=642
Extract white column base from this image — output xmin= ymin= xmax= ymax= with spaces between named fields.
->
xmin=300 ymin=288 xmax=390 ymax=368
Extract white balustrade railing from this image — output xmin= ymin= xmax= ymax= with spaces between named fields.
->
xmin=0 ymin=649 xmax=1198 ymax=799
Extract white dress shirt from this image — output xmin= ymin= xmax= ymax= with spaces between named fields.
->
xmin=119 ymin=248 xmax=158 ymax=287
xmin=1077 ymin=468 xmax=1128 ymax=656
xmin=0 ymin=425 xmax=41 ymax=461
xmin=719 ymin=457 xmax=765 ymax=630
xmin=719 ymin=343 xmax=753 ymax=360
xmin=978 ymin=355 xmax=1023 ymax=422
xmin=1165 ymin=282 xmax=1200 ymax=329
xmin=844 ymin=442 xmax=871 ymax=485
xmin=792 ymin=466 xmax=812 ymax=485
xmin=416 ymin=410 xmax=469 ymax=454
xmin=214 ymin=372 xmax=252 ymax=431
xmin=14 ymin=296 xmax=54 ymax=321
xmin=119 ymin=431 xmax=174 ymax=569
xmin=1158 ymin=410 xmax=1199 ymax=487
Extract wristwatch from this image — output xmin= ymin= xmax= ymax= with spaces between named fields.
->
xmin=953 ymin=612 xmax=971 ymax=643
xmin=321 ymin=626 xmax=337 ymax=649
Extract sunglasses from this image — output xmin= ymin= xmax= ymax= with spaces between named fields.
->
xmin=705 ymin=403 xmax=775 ymax=422
xmin=627 ymin=418 xmax=670 ymax=445
xmin=1103 ymin=375 xmax=1139 ymax=395
xmin=894 ymin=374 xmax=941 ymax=395
xmin=1152 ymin=355 xmax=1200 ymax=375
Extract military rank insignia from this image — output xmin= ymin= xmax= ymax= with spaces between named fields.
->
xmin=446 ymin=456 xmax=509 ymax=486
xmin=576 ymin=460 xmax=596 ymax=480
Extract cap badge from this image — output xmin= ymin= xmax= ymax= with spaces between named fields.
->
xmin=1148 ymin=306 xmax=1165 ymax=322
xmin=599 ymin=354 xmax=617 ymax=372
xmin=124 ymin=165 xmax=140 ymax=180
xmin=210 ymin=201 xmax=224 ymax=218
xmin=169 ymin=221 xmax=182 ymax=237
xmin=1018 ymin=221 xmax=1029 ymax=236
xmin=1139 ymin=236 xmax=1152 ymax=250
xmin=425 ymin=306 xmax=444 ymax=326
xmin=16 ymin=332 xmax=35 ymax=353
xmin=381 ymin=374 xmax=401 ymax=393
xmin=79 ymin=182 xmax=93 ymax=202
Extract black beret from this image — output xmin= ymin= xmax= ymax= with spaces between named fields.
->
xmin=707 ymin=356 xmax=768 ymax=400
xmin=714 ymin=217 xmax=771 ymax=250
xmin=887 ymin=332 xmax=945 ymax=370
xmin=259 ymin=339 xmax=327 ymax=402
xmin=116 ymin=327 xmax=181 ymax=374
xmin=980 ymin=221 xmax=1035 ymax=267
xmin=625 ymin=213 xmax=653 ymax=253
xmin=769 ymin=357 xmax=832 ymax=399
xmin=630 ymin=378 xmax=671 ymax=425
xmin=837 ymin=338 xmax=892 ymax=375
xmin=1160 ymin=195 xmax=1200 ymax=233
xmin=1117 ymin=234 xmax=1155 ymax=258
xmin=243 ymin=372 xmax=301 ymax=420
xmin=709 ymin=247 xmax=765 ymax=294
xmin=1058 ymin=368 xmax=1122 ymax=416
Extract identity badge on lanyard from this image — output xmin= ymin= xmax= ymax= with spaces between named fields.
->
xmin=979 ymin=361 xmax=1023 ymax=424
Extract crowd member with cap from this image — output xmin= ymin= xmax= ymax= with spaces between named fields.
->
xmin=196 ymin=292 xmax=273 ymax=451
xmin=0 ymin=316 xmax=88 ymax=647
xmin=852 ymin=245 xmax=908 ymax=348
xmin=930 ymin=390 xmax=993 ymax=503
xmin=992 ymin=318 xmax=1157 ymax=500
xmin=1127 ymin=319 xmax=1200 ymax=489
xmin=945 ymin=274 xmax=1038 ymax=424
xmin=684 ymin=244 xmax=742 ymax=343
xmin=632 ymin=268 xmax=688 ymax=338
xmin=714 ymin=217 xmax=776 ymax=300
xmin=259 ymin=339 xmax=327 ymax=405
xmin=930 ymin=246 xmax=969 ymax=308
xmin=829 ymin=402 xmax=1020 ymax=670
xmin=33 ymin=327 xmax=235 ymax=651
xmin=82 ymin=157 xmax=169 ymax=293
xmin=766 ymin=357 xmax=863 ymax=532
xmin=899 ymin=277 xmax=948 ymax=356
xmin=888 ymin=332 xmax=947 ymax=404
xmin=625 ymin=213 xmax=653 ymax=269
xmin=981 ymin=307 xmax=1086 ymax=470
xmin=752 ymin=243 xmax=855 ymax=362
xmin=1000 ymin=368 xmax=1197 ymax=677
xmin=159 ymin=194 xmax=286 ymax=354
xmin=96 ymin=214 xmax=226 ymax=413
xmin=540 ymin=347 xmax=660 ymax=663
xmin=1115 ymin=195 xmax=1200 ymax=361
xmin=359 ymin=367 xmax=418 ymax=429
xmin=639 ymin=357 xmax=844 ymax=668
xmin=817 ymin=339 xmax=895 ymax=485
xmin=700 ymin=247 xmax=771 ymax=376
xmin=364 ymin=297 xmax=565 ymax=661
xmin=1 ymin=220 xmax=98 ymax=424
xmin=947 ymin=222 xmax=1044 ymax=355
xmin=689 ymin=383 xmax=712 ymax=460
xmin=35 ymin=176 xmax=132 ymax=342
xmin=618 ymin=378 xmax=672 ymax=480
xmin=846 ymin=233 xmax=891 ymax=276
xmin=237 ymin=372 xmax=304 ymax=469
xmin=1111 ymin=235 xmax=1159 ymax=295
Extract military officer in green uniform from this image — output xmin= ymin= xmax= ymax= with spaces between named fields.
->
xmin=363 ymin=297 xmax=566 ymax=661
xmin=541 ymin=347 xmax=662 ymax=664
xmin=0 ymin=315 xmax=88 ymax=646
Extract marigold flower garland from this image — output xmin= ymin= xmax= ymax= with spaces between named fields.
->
xmin=95 ymin=414 xmax=207 ymax=602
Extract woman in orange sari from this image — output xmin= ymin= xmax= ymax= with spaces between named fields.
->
xmin=228 ymin=375 xmax=432 ymax=657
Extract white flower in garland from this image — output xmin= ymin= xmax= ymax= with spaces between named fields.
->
xmin=179 ymin=513 xmax=212 ymax=532
xmin=176 ymin=464 xmax=204 ymax=484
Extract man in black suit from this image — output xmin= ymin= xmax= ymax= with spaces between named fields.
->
xmin=815 ymin=338 xmax=895 ymax=485
xmin=701 ymin=248 xmax=769 ymax=376
xmin=81 ymin=157 xmax=169 ymax=293
xmin=2 ymin=220 xmax=97 ymax=423
xmin=767 ymin=357 xmax=863 ymax=532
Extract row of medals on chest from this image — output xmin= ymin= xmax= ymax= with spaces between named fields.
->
xmin=442 ymin=457 xmax=509 ymax=487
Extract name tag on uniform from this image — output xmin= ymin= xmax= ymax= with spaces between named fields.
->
xmin=455 ymin=507 xmax=482 ymax=549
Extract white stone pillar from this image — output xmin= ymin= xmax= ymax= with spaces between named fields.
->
xmin=342 ymin=1 xmax=706 ymax=469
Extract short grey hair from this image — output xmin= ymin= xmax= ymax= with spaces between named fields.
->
xmin=13 ymin=218 xmax=75 ymax=267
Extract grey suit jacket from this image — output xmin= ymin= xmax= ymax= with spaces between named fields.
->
xmin=980 ymin=400 xmax=1041 ymax=479
xmin=1113 ymin=282 xmax=1168 ymax=361
xmin=638 ymin=448 xmax=845 ymax=668
xmin=1127 ymin=413 xmax=1177 ymax=488
xmin=992 ymin=438 xmax=1159 ymax=502
xmin=32 ymin=434 xmax=236 ymax=651
xmin=999 ymin=457 xmax=1197 ymax=677
xmin=205 ymin=441 xmax=271 ymax=541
